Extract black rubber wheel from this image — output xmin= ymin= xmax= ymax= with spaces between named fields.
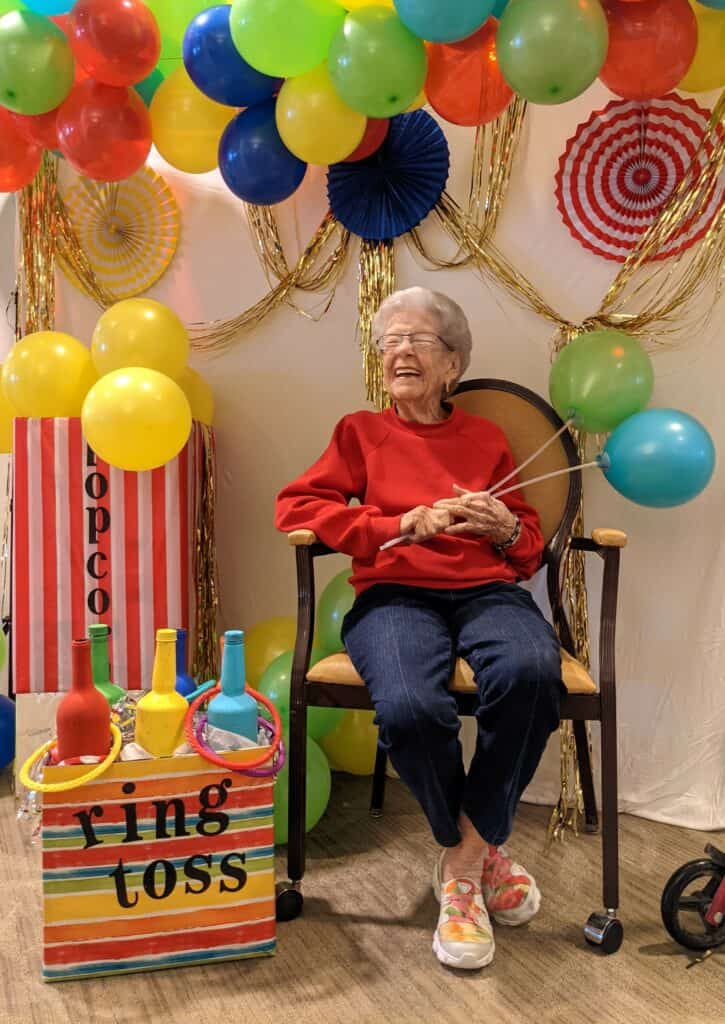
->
xmin=275 ymin=884 xmax=304 ymax=922
xmin=584 ymin=912 xmax=624 ymax=954
xmin=661 ymin=858 xmax=725 ymax=951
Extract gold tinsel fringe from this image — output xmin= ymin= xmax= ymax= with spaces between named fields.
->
xmin=358 ymin=238 xmax=396 ymax=409
xmin=17 ymin=153 xmax=58 ymax=334
xmin=190 ymin=425 xmax=220 ymax=683
xmin=188 ymin=213 xmax=350 ymax=353
xmin=408 ymin=96 xmax=527 ymax=268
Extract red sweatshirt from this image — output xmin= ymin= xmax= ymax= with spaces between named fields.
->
xmin=275 ymin=406 xmax=544 ymax=595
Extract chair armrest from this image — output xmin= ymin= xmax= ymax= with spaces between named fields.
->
xmin=591 ymin=528 xmax=627 ymax=549
xmin=287 ymin=529 xmax=318 ymax=546
xmin=285 ymin=530 xmax=336 ymax=557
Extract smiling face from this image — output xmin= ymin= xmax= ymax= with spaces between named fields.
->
xmin=381 ymin=308 xmax=461 ymax=421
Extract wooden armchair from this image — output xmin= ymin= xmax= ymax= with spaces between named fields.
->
xmin=276 ymin=379 xmax=626 ymax=955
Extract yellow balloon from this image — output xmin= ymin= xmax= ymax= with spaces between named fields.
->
xmin=150 ymin=67 xmax=236 ymax=173
xmin=405 ymin=87 xmax=427 ymax=112
xmin=81 ymin=368 xmax=192 ymax=472
xmin=92 ymin=299 xmax=189 ymax=380
xmin=177 ymin=366 xmax=215 ymax=425
xmin=679 ymin=4 xmax=725 ymax=93
xmin=2 ymin=332 xmax=96 ymax=418
xmin=245 ymin=616 xmax=298 ymax=688
xmin=333 ymin=0 xmax=393 ymax=7
xmin=320 ymin=710 xmax=379 ymax=775
xmin=276 ymin=63 xmax=366 ymax=165
xmin=0 ymin=371 xmax=16 ymax=453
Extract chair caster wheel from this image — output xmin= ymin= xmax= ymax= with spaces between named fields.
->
xmin=275 ymin=882 xmax=303 ymax=922
xmin=584 ymin=912 xmax=623 ymax=954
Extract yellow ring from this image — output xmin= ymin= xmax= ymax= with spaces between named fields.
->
xmin=19 ymin=724 xmax=123 ymax=793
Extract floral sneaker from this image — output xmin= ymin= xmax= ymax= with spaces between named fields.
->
xmin=432 ymin=854 xmax=495 ymax=970
xmin=481 ymin=844 xmax=541 ymax=926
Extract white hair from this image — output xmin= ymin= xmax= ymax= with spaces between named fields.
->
xmin=372 ymin=287 xmax=472 ymax=385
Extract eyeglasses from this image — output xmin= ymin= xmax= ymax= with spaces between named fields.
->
xmin=375 ymin=332 xmax=450 ymax=353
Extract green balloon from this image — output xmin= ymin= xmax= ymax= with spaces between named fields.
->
xmin=0 ymin=10 xmax=74 ymax=115
xmin=144 ymin=1 xmax=218 ymax=61
xmin=273 ymin=732 xmax=331 ymax=845
xmin=230 ymin=0 xmax=344 ymax=78
xmin=497 ymin=0 xmax=608 ymax=105
xmin=317 ymin=568 xmax=355 ymax=654
xmin=549 ymin=329 xmax=654 ymax=434
xmin=0 ymin=630 xmax=6 ymax=673
xmin=0 ymin=3 xmax=27 ymax=14
xmin=328 ymin=6 xmax=427 ymax=118
xmin=257 ymin=648 xmax=345 ymax=740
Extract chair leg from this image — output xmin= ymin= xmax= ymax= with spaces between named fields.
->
xmin=573 ymin=719 xmax=599 ymax=833
xmin=370 ymin=743 xmax=387 ymax=818
xmin=600 ymin=702 xmax=619 ymax=912
xmin=287 ymin=702 xmax=308 ymax=884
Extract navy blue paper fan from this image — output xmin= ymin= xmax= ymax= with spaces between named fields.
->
xmin=327 ymin=110 xmax=450 ymax=241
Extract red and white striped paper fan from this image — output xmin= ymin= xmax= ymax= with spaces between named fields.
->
xmin=555 ymin=94 xmax=722 ymax=263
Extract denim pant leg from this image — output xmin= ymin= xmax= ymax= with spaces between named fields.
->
xmin=453 ymin=583 xmax=565 ymax=847
xmin=342 ymin=586 xmax=464 ymax=847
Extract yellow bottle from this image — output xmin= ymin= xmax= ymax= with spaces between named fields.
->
xmin=135 ymin=629 xmax=188 ymax=757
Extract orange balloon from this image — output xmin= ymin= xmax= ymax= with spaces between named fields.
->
xmin=599 ymin=0 xmax=697 ymax=101
xmin=425 ymin=18 xmax=513 ymax=127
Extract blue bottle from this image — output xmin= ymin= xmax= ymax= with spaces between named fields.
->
xmin=174 ymin=627 xmax=196 ymax=698
xmin=207 ymin=630 xmax=258 ymax=742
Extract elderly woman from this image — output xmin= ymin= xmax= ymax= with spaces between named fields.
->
xmin=275 ymin=287 xmax=564 ymax=971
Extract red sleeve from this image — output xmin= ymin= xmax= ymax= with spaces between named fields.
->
xmin=274 ymin=417 xmax=401 ymax=559
xmin=490 ymin=441 xmax=545 ymax=581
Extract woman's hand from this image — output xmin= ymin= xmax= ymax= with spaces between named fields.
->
xmin=399 ymin=505 xmax=453 ymax=544
xmin=434 ymin=484 xmax=517 ymax=544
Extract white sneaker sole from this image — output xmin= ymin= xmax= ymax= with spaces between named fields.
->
xmin=432 ymin=932 xmax=495 ymax=970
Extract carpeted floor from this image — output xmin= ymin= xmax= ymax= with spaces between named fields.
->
xmin=1 ymin=770 xmax=724 ymax=1024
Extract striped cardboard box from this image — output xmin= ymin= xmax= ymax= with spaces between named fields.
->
xmin=13 ymin=417 xmax=203 ymax=694
xmin=41 ymin=750 xmax=276 ymax=981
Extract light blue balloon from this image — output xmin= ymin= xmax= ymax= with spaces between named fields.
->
xmin=696 ymin=1 xmax=725 ymax=9
xmin=492 ymin=0 xmax=509 ymax=16
xmin=393 ymin=0 xmax=495 ymax=43
xmin=602 ymin=409 xmax=715 ymax=509
xmin=24 ymin=1 xmax=72 ymax=13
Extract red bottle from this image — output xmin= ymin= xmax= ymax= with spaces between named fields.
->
xmin=56 ymin=639 xmax=111 ymax=762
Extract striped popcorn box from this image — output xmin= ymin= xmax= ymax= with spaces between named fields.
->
xmin=41 ymin=750 xmax=276 ymax=981
xmin=13 ymin=418 xmax=204 ymax=694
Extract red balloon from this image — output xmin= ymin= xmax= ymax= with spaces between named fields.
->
xmin=56 ymin=80 xmax=152 ymax=181
xmin=69 ymin=0 xmax=161 ymax=88
xmin=0 ymin=108 xmax=42 ymax=193
xmin=425 ymin=18 xmax=513 ymax=127
xmin=599 ymin=0 xmax=697 ymax=101
xmin=344 ymin=118 xmax=389 ymax=162
xmin=9 ymin=109 xmax=59 ymax=150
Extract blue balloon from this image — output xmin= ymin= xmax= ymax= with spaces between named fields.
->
xmin=492 ymin=0 xmax=509 ymax=15
xmin=24 ymin=1 xmax=72 ymax=12
xmin=696 ymin=1 xmax=725 ymax=9
xmin=603 ymin=409 xmax=715 ymax=508
xmin=0 ymin=694 xmax=15 ymax=772
xmin=393 ymin=0 xmax=495 ymax=43
xmin=183 ymin=5 xmax=282 ymax=108
xmin=218 ymin=99 xmax=307 ymax=205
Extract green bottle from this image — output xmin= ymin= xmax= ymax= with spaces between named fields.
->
xmin=89 ymin=624 xmax=125 ymax=707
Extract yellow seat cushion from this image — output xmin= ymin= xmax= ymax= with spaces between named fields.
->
xmin=306 ymin=648 xmax=596 ymax=695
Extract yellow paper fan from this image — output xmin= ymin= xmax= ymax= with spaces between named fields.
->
xmin=60 ymin=166 xmax=180 ymax=301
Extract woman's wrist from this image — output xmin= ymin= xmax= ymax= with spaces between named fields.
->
xmin=493 ymin=515 xmax=521 ymax=552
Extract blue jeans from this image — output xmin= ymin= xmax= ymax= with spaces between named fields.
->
xmin=342 ymin=582 xmax=565 ymax=848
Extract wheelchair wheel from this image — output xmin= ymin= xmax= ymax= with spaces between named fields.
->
xmin=661 ymin=858 xmax=725 ymax=951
